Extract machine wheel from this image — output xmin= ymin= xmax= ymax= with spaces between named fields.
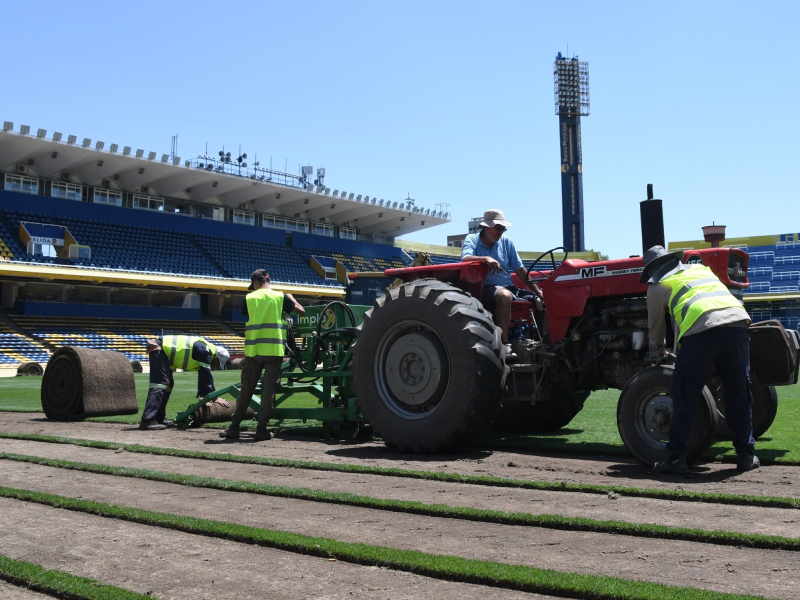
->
xmin=492 ymin=389 xmax=590 ymax=432
xmin=617 ymin=366 xmax=717 ymax=466
xmin=353 ymin=278 xmax=506 ymax=454
xmin=709 ymin=376 xmax=778 ymax=440
xmin=130 ymin=361 xmax=143 ymax=373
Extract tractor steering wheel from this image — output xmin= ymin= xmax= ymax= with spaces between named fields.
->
xmin=527 ymin=246 xmax=568 ymax=284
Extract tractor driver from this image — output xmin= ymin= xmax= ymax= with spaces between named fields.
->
xmin=641 ymin=245 xmax=758 ymax=475
xmin=461 ymin=209 xmax=544 ymax=359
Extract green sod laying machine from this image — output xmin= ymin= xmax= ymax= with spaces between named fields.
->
xmin=175 ymin=301 xmax=371 ymax=438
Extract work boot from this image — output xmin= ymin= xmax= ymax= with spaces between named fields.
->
xmin=737 ymin=453 xmax=760 ymax=472
xmin=219 ymin=424 xmax=240 ymax=439
xmin=653 ymin=454 xmax=690 ymax=476
xmin=160 ymin=419 xmax=175 ymax=427
xmin=139 ymin=421 xmax=167 ymax=431
xmin=254 ymin=426 xmax=273 ymax=441
xmin=503 ymin=344 xmax=517 ymax=363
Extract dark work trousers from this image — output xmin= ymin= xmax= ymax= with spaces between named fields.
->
xmin=668 ymin=326 xmax=755 ymax=458
xmin=141 ymin=348 xmax=175 ymax=425
xmin=232 ymin=356 xmax=283 ymax=428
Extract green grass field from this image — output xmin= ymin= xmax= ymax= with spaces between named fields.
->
xmin=1 ymin=373 xmax=798 ymax=463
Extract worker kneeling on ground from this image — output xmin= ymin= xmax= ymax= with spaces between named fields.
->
xmin=221 ymin=269 xmax=305 ymax=442
xmin=140 ymin=335 xmax=230 ymax=430
xmin=641 ymin=245 xmax=758 ymax=475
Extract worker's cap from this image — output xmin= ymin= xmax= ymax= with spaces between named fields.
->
xmin=479 ymin=209 xmax=511 ymax=229
xmin=248 ymin=269 xmax=270 ymax=290
xmin=215 ymin=346 xmax=230 ymax=364
xmin=639 ymin=245 xmax=684 ymax=284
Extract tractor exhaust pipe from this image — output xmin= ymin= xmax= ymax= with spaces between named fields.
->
xmin=639 ymin=183 xmax=665 ymax=254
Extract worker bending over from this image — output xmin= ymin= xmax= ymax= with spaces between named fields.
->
xmin=140 ymin=335 xmax=230 ymax=430
xmin=641 ymin=246 xmax=757 ymax=475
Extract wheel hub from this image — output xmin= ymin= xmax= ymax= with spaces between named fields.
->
xmin=643 ymin=395 xmax=673 ymax=438
xmin=385 ymin=333 xmax=442 ymax=406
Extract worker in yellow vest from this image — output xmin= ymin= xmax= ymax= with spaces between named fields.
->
xmin=140 ymin=335 xmax=230 ymax=430
xmin=641 ymin=246 xmax=756 ymax=475
xmin=221 ymin=269 xmax=305 ymax=441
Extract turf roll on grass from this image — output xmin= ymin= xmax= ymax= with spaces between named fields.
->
xmin=41 ymin=346 xmax=139 ymax=420
xmin=190 ymin=400 xmax=254 ymax=424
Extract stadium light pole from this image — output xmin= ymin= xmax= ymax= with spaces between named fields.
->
xmin=554 ymin=52 xmax=590 ymax=252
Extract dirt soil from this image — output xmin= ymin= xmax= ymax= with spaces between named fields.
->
xmin=1 ymin=412 xmax=800 ymax=599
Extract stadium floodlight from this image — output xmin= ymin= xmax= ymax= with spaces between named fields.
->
xmin=161 ymin=154 xmax=169 ymax=162
xmin=148 ymin=151 xmax=157 ymax=160
xmin=20 ymin=125 xmax=30 ymax=135
xmin=135 ymin=149 xmax=144 ymax=157
xmin=67 ymin=135 xmax=77 ymax=144
xmin=123 ymin=146 xmax=131 ymax=155
xmin=53 ymin=132 xmax=62 ymax=141
xmin=553 ymin=57 xmax=590 ymax=116
xmin=109 ymin=143 xmax=118 ymax=153
xmin=2 ymin=122 xmax=12 ymax=131
xmin=37 ymin=129 xmax=46 ymax=138
xmin=96 ymin=141 xmax=104 ymax=150
xmin=82 ymin=138 xmax=91 ymax=147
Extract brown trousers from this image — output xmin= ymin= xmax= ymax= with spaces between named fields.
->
xmin=232 ymin=356 xmax=283 ymax=427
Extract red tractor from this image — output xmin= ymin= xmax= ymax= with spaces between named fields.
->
xmin=350 ymin=246 xmax=799 ymax=463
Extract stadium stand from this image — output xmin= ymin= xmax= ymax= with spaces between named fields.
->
xmin=192 ymin=230 xmax=338 ymax=285
xmin=0 ymin=317 xmax=50 ymax=365
xmin=9 ymin=316 xmax=244 ymax=365
xmin=739 ymin=241 xmax=800 ymax=295
xmin=292 ymin=232 xmax=407 ymax=273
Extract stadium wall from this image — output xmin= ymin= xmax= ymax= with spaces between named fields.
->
xmin=16 ymin=301 xmax=201 ymax=320
xmin=0 ymin=190 xmax=287 ymax=245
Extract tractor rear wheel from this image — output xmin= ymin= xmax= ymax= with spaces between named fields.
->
xmin=353 ymin=279 xmax=506 ymax=454
xmin=709 ymin=375 xmax=778 ymax=440
xmin=617 ymin=366 xmax=717 ymax=466
xmin=492 ymin=389 xmax=590 ymax=432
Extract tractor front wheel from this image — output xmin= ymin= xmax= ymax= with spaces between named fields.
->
xmin=617 ymin=366 xmax=717 ymax=466
xmin=709 ymin=375 xmax=778 ymax=440
xmin=353 ymin=279 xmax=506 ymax=454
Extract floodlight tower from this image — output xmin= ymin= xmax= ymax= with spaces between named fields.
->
xmin=553 ymin=52 xmax=590 ymax=252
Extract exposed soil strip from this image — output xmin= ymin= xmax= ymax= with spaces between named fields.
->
xmin=0 ymin=462 xmax=796 ymax=599
xmin=3 ymin=448 xmax=800 ymax=551
xmin=3 ymin=415 xmax=798 ymax=503
xmin=0 ymin=498 xmax=553 ymax=600
xmin=2 ymin=431 xmax=799 ymax=510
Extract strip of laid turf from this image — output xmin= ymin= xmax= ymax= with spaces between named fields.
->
xmin=2 ymin=432 xmax=799 ymax=511
xmin=3 ymin=452 xmax=799 ymax=553
xmin=0 ymin=485 xmax=775 ymax=600
xmin=0 ymin=553 xmax=152 ymax=600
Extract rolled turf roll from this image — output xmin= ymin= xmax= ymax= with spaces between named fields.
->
xmin=16 ymin=361 xmax=44 ymax=377
xmin=190 ymin=401 xmax=255 ymax=425
xmin=41 ymin=346 xmax=139 ymax=420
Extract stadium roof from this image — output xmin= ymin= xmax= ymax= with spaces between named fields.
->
xmin=0 ymin=122 xmax=450 ymax=237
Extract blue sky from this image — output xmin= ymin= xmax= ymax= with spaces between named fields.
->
xmin=2 ymin=0 xmax=797 ymax=259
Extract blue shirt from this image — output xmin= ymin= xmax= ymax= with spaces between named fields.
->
xmin=461 ymin=232 xmax=523 ymax=287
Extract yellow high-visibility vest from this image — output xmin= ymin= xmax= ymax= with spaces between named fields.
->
xmin=663 ymin=265 xmax=743 ymax=341
xmin=244 ymin=288 xmax=285 ymax=358
xmin=162 ymin=335 xmax=216 ymax=371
